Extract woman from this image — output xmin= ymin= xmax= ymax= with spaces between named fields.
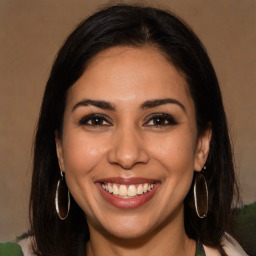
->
xmin=6 ymin=4 xmax=248 ymax=256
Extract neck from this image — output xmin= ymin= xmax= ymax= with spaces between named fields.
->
xmin=86 ymin=206 xmax=196 ymax=256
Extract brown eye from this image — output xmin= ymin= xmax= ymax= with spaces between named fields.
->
xmin=145 ymin=113 xmax=178 ymax=127
xmin=79 ymin=114 xmax=111 ymax=126
xmin=151 ymin=117 xmax=169 ymax=126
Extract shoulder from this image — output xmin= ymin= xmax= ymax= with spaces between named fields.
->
xmin=18 ymin=236 xmax=35 ymax=256
xmin=0 ymin=241 xmax=23 ymax=256
xmin=203 ymin=233 xmax=248 ymax=256
xmin=0 ymin=237 xmax=34 ymax=256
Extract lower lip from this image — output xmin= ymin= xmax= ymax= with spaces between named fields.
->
xmin=96 ymin=183 xmax=160 ymax=209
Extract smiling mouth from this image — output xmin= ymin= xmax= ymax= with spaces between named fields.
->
xmin=96 ymin=178 xmax=160 ymax=209
xmin=101 ymin=183 xmax=155 ymax=199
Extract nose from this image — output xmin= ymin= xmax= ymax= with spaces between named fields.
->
xmin=107 ymin=127 xmax=149 ymax=169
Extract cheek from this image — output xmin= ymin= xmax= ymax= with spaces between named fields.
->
xmin=62 ymin=132 xmax=107 ymax=175
xmin=147 ymin=128 xmax=197 ymax=173
xmin=61 ymin=131 xmax=110 ymax=214
xmin=61 ymin=131 xmax=108 ymax=203
xmin=146 ymin=128 xmax=196 ymax=202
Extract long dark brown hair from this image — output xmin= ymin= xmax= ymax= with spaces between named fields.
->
xmin=30 ymin=4 xmax=239 ymax=256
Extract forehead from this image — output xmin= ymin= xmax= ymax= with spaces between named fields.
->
xmin=66 ymin=46 xmax=193 ymax=109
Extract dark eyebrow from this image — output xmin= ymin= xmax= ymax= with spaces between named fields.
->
xmin=141 ymin=98 xmax=186 ymax=113
xmin=72 ymin=99 xmax=115 ymax=112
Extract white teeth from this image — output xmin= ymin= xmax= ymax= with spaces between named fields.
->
xmin=108 ymin=183 xmax=113 ymax=193
xmin=127 ymin=185 xmax=137 ymax=197
xmin=143 ymin=183 xmax=148 ymax=193
xmin=137 ymin=184 xmax=143 ymax=195
xmin=113 ymin=184 xmax=119 ymax=195
xmin=101 ymin=182 xmax=155 ymax=198
xmin=119 ymin=185 xmax=128 ymax=196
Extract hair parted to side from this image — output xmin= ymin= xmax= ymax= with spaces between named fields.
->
xmin=30 ymin=4 xmax=238 ymax=256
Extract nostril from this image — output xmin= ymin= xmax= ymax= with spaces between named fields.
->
xmin=106 ymin=130 xmax=150 ymax=168
xmin=108 ymin=153 xmax=150 ymax=170
xmin=107 ymin=145 xmax=149 ymax=169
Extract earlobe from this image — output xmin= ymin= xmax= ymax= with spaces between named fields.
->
xmin=55 ymin=131 xmax=65 ymax=172
xmin=194 ymin=127 xmax=212 ymax=172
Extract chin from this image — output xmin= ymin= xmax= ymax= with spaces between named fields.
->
xmin=103 ymin=224 xmax=153 ymax=241
xmin=89 ymin=212 xmax=156 ymax=241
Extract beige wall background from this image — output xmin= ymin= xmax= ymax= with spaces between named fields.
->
xmin=0 ymin=0 xmax=255 ymax=241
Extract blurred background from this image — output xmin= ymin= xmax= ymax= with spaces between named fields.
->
xmin=0 ymin=0 xmax=255 ymax=241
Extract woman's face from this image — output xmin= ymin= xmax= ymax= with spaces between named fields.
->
xmin=56 ymin=46 xmax=211 ymax=239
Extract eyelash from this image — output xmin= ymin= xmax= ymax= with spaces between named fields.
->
xmin=79 ymin=113 xmax=178 ymax=127
xmin=79 ymin=114 xmax=112 ymax=126
xmin=144 ymin=113 xmax=178 ymax=127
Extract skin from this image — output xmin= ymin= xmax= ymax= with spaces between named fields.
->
xmin=56 ymin=46 xmax=212 ymax=256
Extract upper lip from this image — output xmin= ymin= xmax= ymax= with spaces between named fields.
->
xmin=95 ymin=177 xmax=159 ymax=185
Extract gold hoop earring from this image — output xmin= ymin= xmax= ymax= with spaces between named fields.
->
xmin=193 ymin=168 xmax=208 ymax=218
xmin=55 ymin=171 xmax=70 ymax=220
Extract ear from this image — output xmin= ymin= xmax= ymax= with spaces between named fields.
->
xmin=55 ymin=131 xmax=65 ymax=172
xmin=194 ymin=126 xmax=212 ymax=172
